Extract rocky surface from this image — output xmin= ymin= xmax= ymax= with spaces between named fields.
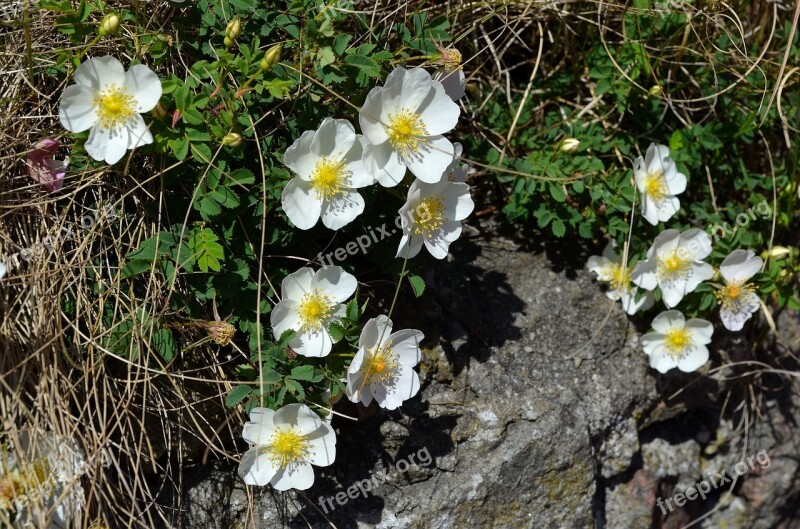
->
xmin=172 ymin=235 xmax=800 ymax=529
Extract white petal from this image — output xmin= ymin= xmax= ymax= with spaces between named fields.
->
xmin=306 ymin=423 xmax=337 ymax=467
xmin=85 ymin=125 xmax=129 ymax=165
xmin=719 ymin=294 xmax=759 ymax=331
xmin=283 ymin=130 xmax=318 ymax=180
xmin=649 ymin=349 xmax=677 ymax=374
xmin=359 ymin=316 xmax=392 ymax=350
xmin=0 ymin=262 xmax=6 ymax=279
xmin=720 ymin=249 xmax=762 ymax=283
xmin=312 ymin=118 xmax=356 ymax=158
xmin=281 ymin=267 xmax=314 ymax=300
xmin=685 ymin=318 xmax=714 ymax=344
xmin=372 ymin=364 xmax=419 ymax=410
xmin=641 ymin=333 xmax=663 ymax=356
xmin=683 ymin=262 xmax=715 ymax=293
xmin=270 ymin=300 xmax=301 ymax=337
xmin=126 ymin=114 xmax=153 ymax=149
xmin=418 ymin=81 xmax=460 ymax=135
xmin=382 ymin=67 xmax=434 ymax=116
xmin=388 ymin=329 xmax=423 ymax=366
xmin=242 ymin=408 xmax=276 ymax=445
xmin=290 ymin=327 xmax=333 ymax=357
xmin=651 ymin=229 xmax=681 ymax=255
xmin=587 ymin=255 xmax=613 ymax=277
xmin=364 ymin=141 xmax=406 ymax=187
xmin=281 ymin=178 xmax=321 ymax=230
xmin=630 ymin=260 xmax=658 ymax=291
xmin=640 ymin=194 xmax=660 ymax=226
xmin=403 ymin=135 xmax=454 ymax=184
xmin=677 ymin=345 xmax=709 ymax=373
xmin=74 ymin=56 xmax=125 ymax=90
xmin=664 ymin=169 xmax=687 ymax=196
xmin=124 ymin=64 xmax=162 ymax=112
xmin=58 ymin=85 xmax=97 ymax=133
xmin=441 ymin=182 xmax=474 ymax=221
xmin=423 ymin=222 xmax=462 ymax=259
xmin=396 ymin=233 xmax=423 ymax=259
xmin=271 ymin=462 xmax=315 ymax=491
xmin=433 ymin=68 xmax=466 ymax=101
xmin=239 ymin=449 xmax=279 ymax=486
xmin=273 ymin=403 xmax=321 ymax=435
xmin=660 ymin=281 xmax=686 ymax=309
xmin=320 ymin=190 xmax=364 ymax=230
xmin=622 ymin=289 xmax=654 ymax=315
xmin=679 ymin=229 xmax=712 ymax=260
xmin=344 ymin=137 xmax=375 ymax=187
xmin=312 ymin=266 xmax=357 ymax=303
xmin=359 ymin=86 xmax=389 ymax=145
xmin=654 ymin=195 xmax=680 ymax=223
xmin=651 ymin=310 xmax=685 ymax=333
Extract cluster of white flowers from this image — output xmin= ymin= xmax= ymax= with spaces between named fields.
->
xmin=243 ymin=61 xmax=470 ymax=492
xmin=281 ymin=65 xmax=474 ymax=260
xmin=588 ymin=144 xmax=765 ymax=374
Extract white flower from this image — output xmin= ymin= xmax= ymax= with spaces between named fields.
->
xmin=59 ymin=56 xmax=162 ymax=165
xmin=346 ymin=316 xmax=423 ymax=410
xmin=360 ymin=67 xmax=460 ymax=186
xmin=396 ymin=175 xmax=474 ymax=259
xmin=560 ymin=138 xmax=580 ymax=153
xmin=715 ymin=249 xmax=762 ymax=331
xmin=282 ymin=118 xmax=373 ymax=230
xmin=586 ymin=241 xmax=655 ymax=315
xmin=631 ymin=228 xmax=714 ymax=309
xmin=238 ymin=404 xmax=336 ymax=491
xmin=270 ymin=266 xmax=356 ymax=357
xmin=641 ymin=310 xmax=713 ymax=373
xmin=634 ymin=143 xmax=687 ymax=225
xmin=445 ymin=142 xmax=469 ymax=183
xmin=5 ymin=430 xmax=85 ymax=529
xmin=0 ymin=262 xmax=6 ymax=279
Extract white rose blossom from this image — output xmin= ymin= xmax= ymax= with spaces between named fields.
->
xmin=445 ymin=142 xmax=469 ymax=183
xmin=586 ymin=241 xmax=655 ymax=315
xmin=634 ymin=143 xmax=687 ymax=225
xmin=238 ymin=404 xmax=336 ymax=491
xmin=631 ymin=228 xmax=714 ymax=309
xmin=715 ymin=249 xmax=762 ymax=331
xmin=396 ymin=174 xmax=474 ymax=259
xmin=270 ymin=266 xmax=356 ymax=357
xmin=346 ymin=315 xmax=423 ymax=410
xmin=59 ymin=56 xmax=162 ymax=165
xmin=282 ymin=118 xmax=373 ymax=230
xmin=360 ymin=67 xmax=460 ymax=186
xmin=641 ymin=310 xmax=713 ymax=373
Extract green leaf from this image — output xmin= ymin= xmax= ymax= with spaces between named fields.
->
xmin=226 ymin=385 xmax=253 ymax=408
xmin=328 ymin=322 xmax=345 ymax=342
xmin=346 ymin=299 xmax=359 ymax=321
xmin=408 ymin=274 xmax=426 ymax=297
xmin=290 ymin=365 xmax=323 ymax=382
xmin=284 ymin=379 xmax=305 ymax=399
xmin=277 ymin=329 xmax=297 ymax=346
xmin=188 ymin=227 xmax=224 ymax=272
xmin=551 ymin=219 xmax=566 ymax=237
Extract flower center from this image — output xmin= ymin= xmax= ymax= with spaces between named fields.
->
xmin=664 ymin=328 xmax=692 ymax=359
xmin=298 ymin=290 xmax=334 ymax=331
xmin=363 ymin=343 xmax=399 ymax=385
xmin=266 ymin=427 xmax=310 ymax=467
xmin=387 ymin=109 xmax=428 ymax=156
xmin=440 ymin=47 xmax=463 ymax=71
xmin=657 ymin=249 xmax=692 ymax=283
xmin=411 ymin=197 xmax=446 ymax=237
xmin=310 ymin=157 xmax=348 ymax=200
xmin=643 ymin=171 xmax=667 ymax=202
xmin=93 ymin=85 xmax=136 ymax=130
xmin=715 ymin=281 xmax=757 ymax=311
xmin=604 ymin=263 xmax=631 ymax=293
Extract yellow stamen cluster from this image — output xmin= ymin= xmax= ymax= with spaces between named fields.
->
xmin=310 ymin=158 xmax=348 ymax=200
xmin=603 ymin=263 xmax=631 ymax=293
xmin=363 ymin=343 xmax=399 ymax=386
xmin=0 ymin=460 xmax=52 ymax=510
xmin=657 ymin=249 xmax=692 ymax=282
xmin=297 ymin=290 xmax=334 ymax=331
xmin=664 ymin=328 xmax=692 ymax=360
xmin=387 ymin=109 xmax=428 ymax=156
xmin=643 ymin=170 xmax=667 ymax=202
xmin=438 ymin=47 xmax=463 ymax=71
xmin=411 ymin=197 xmax=445 ymax=237
xmin=93 ymin=85 xmax=136 ymax=131
xmin=266 ymin=427 xmax=310 ymax=468
xmin=714 ymin=281 xmax=756 ymax=312
xmin=205 ymin=320 xmax=236 ymax=346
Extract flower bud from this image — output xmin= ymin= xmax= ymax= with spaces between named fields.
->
xmin=225 ymin=17 xmax=242 ymax=41
xmin=204 ymin=320 xmax=236 ymax=346
xmin=763 ymin=246 xmax=790 ymax=259
xmin=648 ymin=85 xmax=663 ymax=97
xmin=222 ymin=132 xmax=243 ymax=148
xmin=560 ymin=138 xmax=580 ymax=153
xmin=151 ymin=102 xmax=168 ymax=119
xmin=260 ymin=44 xmax=283 ymax=71
xmin=98 ymin=13 xmax=120 ymax=37
xmin=224 ymin=36 xmax=234 ymax=48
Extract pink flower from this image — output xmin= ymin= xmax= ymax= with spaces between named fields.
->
xmin=28 ymin=139 xmax=68 ymax=191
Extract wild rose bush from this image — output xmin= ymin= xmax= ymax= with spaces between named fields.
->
xmin=0 ymin=0 xmax=798 ymax=527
